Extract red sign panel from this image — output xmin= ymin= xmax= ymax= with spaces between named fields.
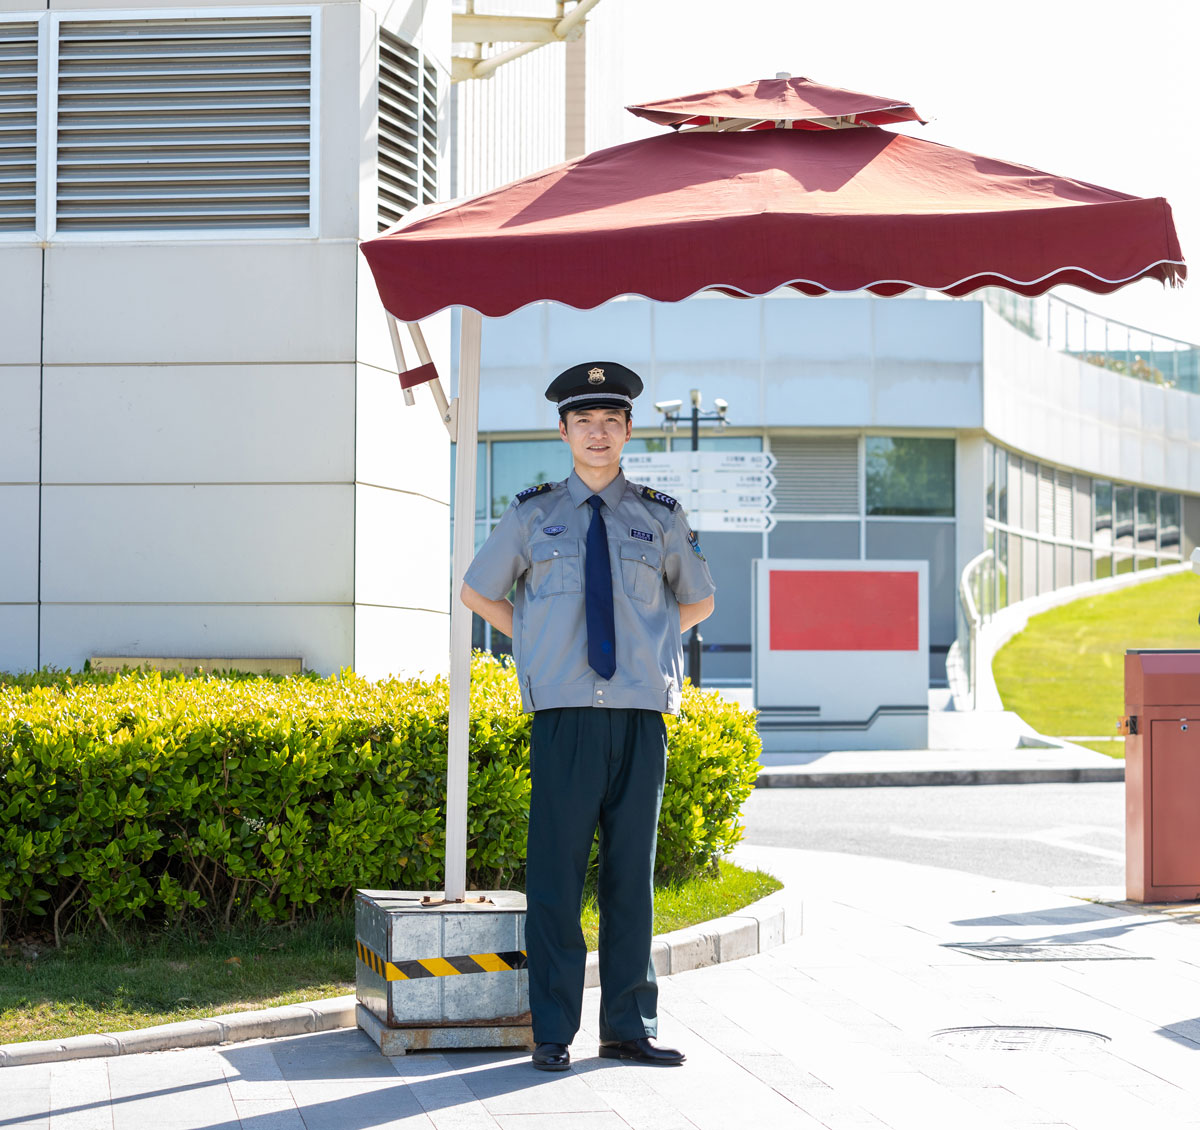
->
xmin=769 ymin=570 xmax=919 ymax=651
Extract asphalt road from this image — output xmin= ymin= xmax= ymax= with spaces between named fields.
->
xmin=741 ymin=781 xmax=1126 ymax=890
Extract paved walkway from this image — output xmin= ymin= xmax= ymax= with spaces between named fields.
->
xmin=7 ymin=844 xmax=1200 ymax=1130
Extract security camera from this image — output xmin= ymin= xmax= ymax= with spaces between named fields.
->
xmin=1191 ymin=547 xmax=1200 ymax=576
xmin=655 ymin=399 xmax=683 ymax=415
xmin=714 ymin=398 xmax=728 ymax=416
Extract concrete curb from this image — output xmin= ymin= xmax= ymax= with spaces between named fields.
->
xmin=755 ymin=764 xmax=1124 ymax=788
xmin=0 ymin=892 xmax=789 ymax=1067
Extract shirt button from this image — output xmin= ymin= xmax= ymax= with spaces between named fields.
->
xmin=553 ymin=550 xmax=559 ymax=556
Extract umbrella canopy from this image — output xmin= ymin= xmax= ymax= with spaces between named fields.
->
xmin=625 ymin=75 xmax=924 ymax=131
xmin=361 ymin=126 xmax=1185 ymax=322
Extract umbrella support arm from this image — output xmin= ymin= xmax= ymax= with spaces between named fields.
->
xmin=386 ymin=313 xmax=457 ymax=438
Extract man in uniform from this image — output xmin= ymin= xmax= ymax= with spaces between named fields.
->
xmin=461 ymin=361 xmax=716 ymax=1071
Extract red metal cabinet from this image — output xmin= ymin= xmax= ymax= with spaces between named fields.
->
xmin=1124 ymin=650 xmax=1200 ymax=902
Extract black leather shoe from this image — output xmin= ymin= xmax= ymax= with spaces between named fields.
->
xmin=531 ymin=1042 xmax=571 ymax=1071
xmin=598 ymin=1037 xmax=685 ymax=1065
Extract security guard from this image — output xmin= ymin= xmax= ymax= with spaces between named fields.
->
xmin=461 ymin=361 xmax=715 ymax=1071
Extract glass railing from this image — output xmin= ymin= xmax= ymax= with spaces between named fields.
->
xmin=984 ymin=290 xmax=1200 ymax=394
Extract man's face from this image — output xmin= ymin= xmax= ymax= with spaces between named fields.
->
xmin=559 ymin=407 xmax=632 ymax=472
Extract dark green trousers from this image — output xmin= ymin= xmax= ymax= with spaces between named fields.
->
xmin=525 ymin=706 xmax=668 ymax=1045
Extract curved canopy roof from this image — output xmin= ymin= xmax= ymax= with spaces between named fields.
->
xmin=361 ymin=126 xmax=1185 ymax=322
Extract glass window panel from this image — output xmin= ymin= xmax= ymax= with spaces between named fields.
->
xmin=491 ymin=439 xmax=570 ymax=517
xmin=1055 ymin=544 xmax=1072 ymax=589
xmin=1136 ymin=488 xmax=1157 ymax=551
xmin=1115 ymin=553 xmax=1134 ymax=574
xmin=997 ymin=449 xmax=1008 ymax=525
xmin=1008 ymin=455 xmax=1022 ymax=527
xmin=1074 ymin=548 xmax=1091 ymax=585
xmin=985 ymin=441 xmax=995 ymax=520
xmin=996 ymin=530 xmax=1009 ymax=608
xmin=1113 ymin=485 xmax=1134 ymax=551
xmin=1038 ymin=540 xmax=1054 ymax=594
xmin=1095 ymin=553 xmax=1113 ymax=579
xmin=1160 ymin=493 xmax=1182 ymax=553
xmin=625 ymin=436 xmax=668 ymax=454
xmin=1022 ymin=538 xmax=1037 ymax=599
xmin=1093 ymin=480 xmax=1113 ymax=546
xmin=865 ymin=437 xmax=955 ymax=517
xmin=684 ymin=435 xmax=764 ymax=453
xmin=1021 ymin=459 xmax=1038 ymax=532
xmin=449 ymin=442 xmax=487 ymax=521
xmin=1006 ymin=532 xmax=1020 ymax=603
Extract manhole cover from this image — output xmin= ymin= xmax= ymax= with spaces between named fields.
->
xmin=931 ymin=1026 xmax=1110 ymax=1052
xmin=943 ymin=942 xmax=1149 ymax=961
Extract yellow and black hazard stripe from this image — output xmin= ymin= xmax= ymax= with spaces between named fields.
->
xmin=356 ymin=940 xmax=527 ymax=982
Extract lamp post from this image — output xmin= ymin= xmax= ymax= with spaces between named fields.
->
xmin=654 ymin=388 xmax=729 ymax=688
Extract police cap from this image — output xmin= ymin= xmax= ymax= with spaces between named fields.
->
xmin=545 ymin=361 xmax=643 ymax=416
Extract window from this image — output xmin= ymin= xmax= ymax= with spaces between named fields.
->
xmin=865 ymin=437 xmax=955 ymax=517
xmin=1094 ymin=481 xmax=1112 ymax=546
xmin=377 ymin=29 xmax=438 ymax=230
xmin=1113 ymin=485 xmax=1134 ymax=551
xmin=0 ymin=21 xmax=37 ymax=233
xmin=1160 ymin=493 xmax=1181 ymax=553
xmin=985 ymin=442 xmax=995 ymax=520
xmin=1136 ymin=488 xmax=1157 ymax=553
xmin=491 ymin=439 xmax=568 ymax=517
xmin=996 ymin=449 xmax=1008 ymax=524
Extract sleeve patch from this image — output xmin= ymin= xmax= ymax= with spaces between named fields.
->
xmin=640 ymin=486 xmax=678 ymax=511
xmin=516 ymin=482 xmax=555 ymax=504
xmin=688 ymin=529 xmax=706 ymax=561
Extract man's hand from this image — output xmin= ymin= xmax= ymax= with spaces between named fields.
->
xmin=461 ymin=582 xmax=514 ymax=638
xmin=678 ymin=594 xmax=714 ymax=634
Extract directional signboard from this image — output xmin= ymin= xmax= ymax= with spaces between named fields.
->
xmin=690 ymin=511 xmax=777 ymax=533
xmin=623 ymin=452 xmax=778 ymax=526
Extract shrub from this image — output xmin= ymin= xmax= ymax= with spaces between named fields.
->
xmin=0 ymin=657 xmax=759 ymax=939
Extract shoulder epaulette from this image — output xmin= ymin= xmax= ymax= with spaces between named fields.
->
xmin=515 ymin=482 xmax=555 ymax=504
xmin=639 ymin=485 xmax=678 ymax=511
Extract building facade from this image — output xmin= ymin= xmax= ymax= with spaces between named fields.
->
xmin=0 ymin=0 xmax=617 ymax=676
xmin=468 ymin=291 xmax=1200 ymax=687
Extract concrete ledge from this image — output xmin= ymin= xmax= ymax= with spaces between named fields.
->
xmin=0 ymin=894 xmax=787 ymax=1067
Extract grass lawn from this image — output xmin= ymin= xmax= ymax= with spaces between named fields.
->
xmin=993 ymin=571 xmax=1200 ymax=745
xmin=0 ymin=860 xmax=780 ymax=1044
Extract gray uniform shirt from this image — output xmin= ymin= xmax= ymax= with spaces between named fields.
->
xmin=464 ymin=469 xmax=716 ymax=715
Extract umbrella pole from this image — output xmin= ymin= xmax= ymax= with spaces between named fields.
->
xmin=444 ymin=307 xmax=483 ymax=903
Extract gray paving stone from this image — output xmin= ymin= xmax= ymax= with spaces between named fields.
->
xmin=230 ymin=1098 xmax=305 ymax=1129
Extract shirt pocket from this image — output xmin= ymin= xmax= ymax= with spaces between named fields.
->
xmin=619 ymin=541 xmax=662 ymax=604
xmin=529 ymin=538 xmax=582 ymax=597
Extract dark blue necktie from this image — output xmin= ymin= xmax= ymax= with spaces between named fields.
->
xmin=586 ymin=494 xmax=616 ymax=679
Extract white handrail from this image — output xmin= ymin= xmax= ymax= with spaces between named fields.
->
xmin=956 ymin=548 xmax=994 ymax=710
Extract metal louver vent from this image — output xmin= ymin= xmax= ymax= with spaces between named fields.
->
xmin=55 ymin=16 xmax=311 ymax=231
xmin=0 ymin=21 xmax=38 ymax=233
xmin=378 ymin=29 xmax=438 ymax=231
xmin=771 ymin=436 xmax=859 ymax=515
xmin=1054 ymin=468 xmax=1073 ymax=538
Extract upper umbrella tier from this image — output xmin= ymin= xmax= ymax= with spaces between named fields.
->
xmin=625 ymin=75 xmax=925 ymax=131
xmin=361 ymin=127 xmax=1185 ymax=323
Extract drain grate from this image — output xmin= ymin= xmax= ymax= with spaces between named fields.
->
xmin=931 ymin=1026 xmax=1110 ymax=1052
xmin=943 ymin=942 xmax=1149 ymax=961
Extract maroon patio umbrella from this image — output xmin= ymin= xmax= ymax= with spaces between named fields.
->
xmin=360 ymin=79 xmax=1185 ymax=901
xmin=362 ymin=103 xmax=1184 ymax=322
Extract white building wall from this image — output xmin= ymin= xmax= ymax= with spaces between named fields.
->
xmin=0 ymin=0 xmax=460 ymax=675
xmin=982 ymin=305 xmax=1200 ymax=493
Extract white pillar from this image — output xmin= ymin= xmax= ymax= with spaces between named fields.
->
xmin=444 ymin=307 xmax=483 ymax=901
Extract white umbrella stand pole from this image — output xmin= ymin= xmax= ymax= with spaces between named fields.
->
xmin=444 ymin=307 xmax=483 ymax=902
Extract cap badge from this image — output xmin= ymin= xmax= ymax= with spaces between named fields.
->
xmin=587 ymin=367 xmax=605 ymax=385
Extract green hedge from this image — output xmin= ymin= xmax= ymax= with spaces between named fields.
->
xmin=0 ymin=656 xmax=760 ymax=940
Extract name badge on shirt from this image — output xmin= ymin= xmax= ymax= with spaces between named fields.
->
xmin=543 ymin=525 xmax=567 ymax=536
xmin=630 ymin=528 xmax=653 ymax=542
